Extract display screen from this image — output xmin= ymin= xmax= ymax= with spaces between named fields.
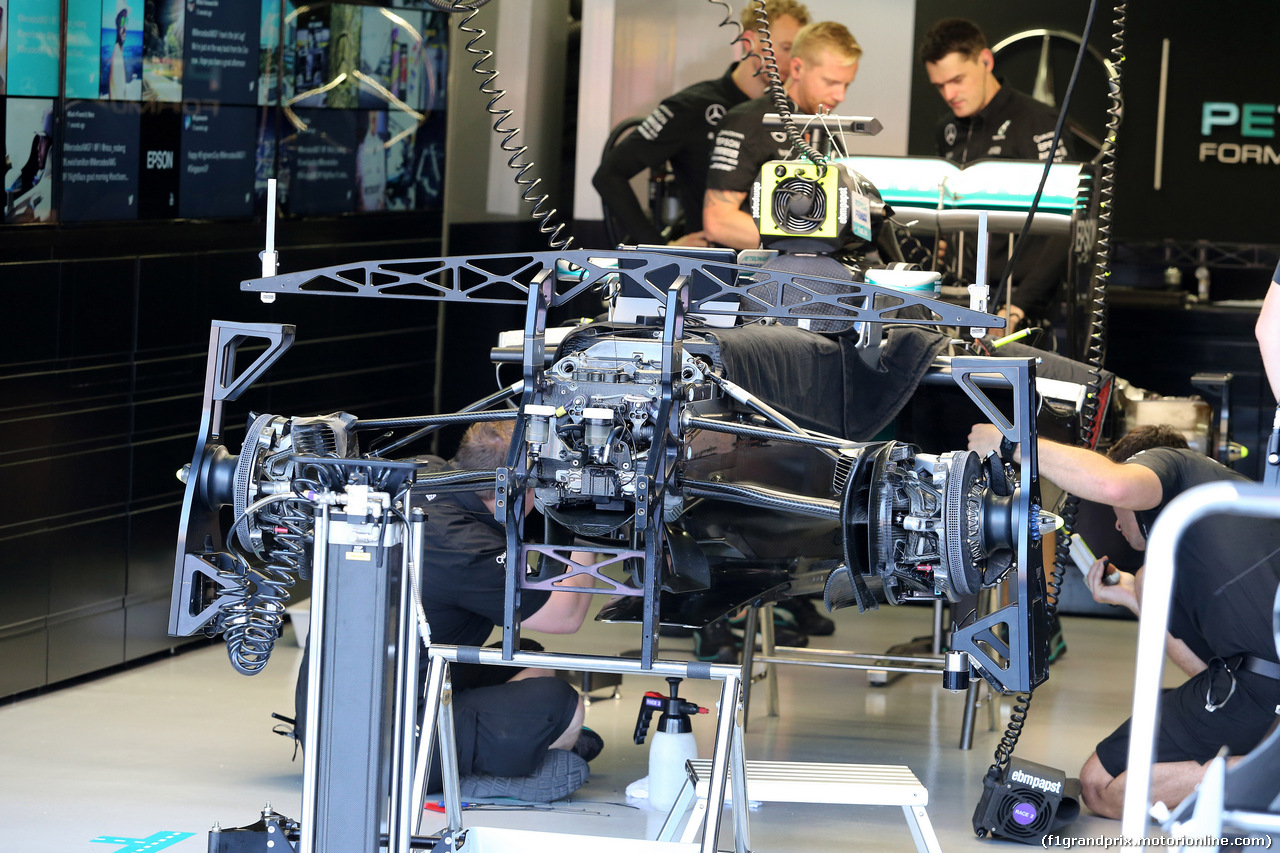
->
xmin=0 ymin=0 xmax=448 ymax=225
xmin=3 ymin=95 xmax=57 ymax=223
xmin=7 ymin=0 xmax=62 ymax=97
xmin=61 ymin=99 xmax=139 ymax=221
xmin=180 ymin=105 xmax=258 ymax=218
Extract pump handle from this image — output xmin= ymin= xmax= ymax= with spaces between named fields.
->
xmin=633 ymin=691 xmax=666 ymax=745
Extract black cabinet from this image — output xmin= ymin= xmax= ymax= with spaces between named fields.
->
xmin=0 ymin=215 xmax=445 ymax=698
xmin=1106 ymin=298 xmax=1271 ymax=481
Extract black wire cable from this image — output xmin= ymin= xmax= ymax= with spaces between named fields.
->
xmin=989 ymin=1 xmax=1100 ymax=313
xmin=751 ymin=0 xmax=826 ymax=170
xmin=983 ymin=0 xmax=1114 ymax=788
xmin=706 ymin=0 xmax=751 ymax=60
xmin=451 ymin=1 xmax=573 ymax=250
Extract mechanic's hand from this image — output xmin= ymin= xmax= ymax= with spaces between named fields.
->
xmin=967 ymin=423 xmax=1006 ymax=459
xmin=996 ymin=303 xmax=1027 ymax=329
xmin=669 ymin=231 xmax=710 ymax=248
xmin=1086 ymin=557 xmax=1138 ymax=614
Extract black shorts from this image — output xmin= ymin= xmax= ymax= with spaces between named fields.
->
xmin=426 ymin=675 xmax=579 ymax=792
xmin=1095 ymin=666 xmax=1280 ymax=777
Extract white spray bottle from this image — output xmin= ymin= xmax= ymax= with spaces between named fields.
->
xmin=633 ymin=676 xmax=707 ymax=811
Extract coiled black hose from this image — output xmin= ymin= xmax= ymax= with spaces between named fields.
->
xmin=989 ymin=691 xmax=1034 ymax=779
xmin=451 ymin=2 xmax=572 ymax=249
xmin=706 ymin=0 xmax=751 ymax=57
xmin=1043 ymin=1 xmax=1125 ymax=673
xmin=219 ymin=457 xmax=407 ymax=676
xmin=683 ymin=414 xmax=850 ymax=451
xmin=421 ymin=0 xmax=490 ymax=9
xmin=355 ymin=408 xmax=517 ymax=432
xmin=220 ymin=468 xmax=332 ymax=675
xmin=1041 ymin=0 xmax=1126 ymax=669
xmin=221 ymin=492 xmax=310 ymax=676
xmin=223 ymin=562 xmax=298 ymax=677
xmin=750 ymin=0 xmax=826 ymax=169
xmin=984 ymin=0 xmax=1122 ymax=787
xmin=1083 ymin=4 xmax=1124 ymax=386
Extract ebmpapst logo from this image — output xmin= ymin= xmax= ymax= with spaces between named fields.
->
xmin=1009 ymin=768 xmax=1063 ymax=795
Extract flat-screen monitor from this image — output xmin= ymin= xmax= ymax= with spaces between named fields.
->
xmin=0 ymin=0 xmax=448 ymax=226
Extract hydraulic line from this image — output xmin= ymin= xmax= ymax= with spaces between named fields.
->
xmin=369 ymin=380 xmax=524 ymax=457
xmin=683 ymin=414 xmax=854 ymax=452
xmin=354 ymin=408 xmax=516 ymax=432
xmin=706 ymin=372 xmax=842 ymax=461
xmin=681 ymin=479 xmax=840 ymax=520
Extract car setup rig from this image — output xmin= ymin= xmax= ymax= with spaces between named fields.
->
xmin=170 ymin=245 xmax=1059 ymax=692
xmin=161 ymin=236 xmax=1075 ymax=851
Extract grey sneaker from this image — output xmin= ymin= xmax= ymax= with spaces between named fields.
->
xmin=571 ymin=727 xmax=604 ymax=762
xmin=459 ymin=749 xmax=589 ymax=802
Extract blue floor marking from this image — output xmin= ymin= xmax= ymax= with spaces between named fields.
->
xmin=90 ymin=831 xmax=196 ymax=852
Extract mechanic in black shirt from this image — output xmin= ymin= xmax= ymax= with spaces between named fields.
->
xmin=703 ymin=20 xmax=862 ymax=250
xmin=591 ymin=1 xmax=809 ymax=248
xmin=417 ymin=419 xmax=603 ymax=800
xmin=969 ymin=423 xmax=1280 ymax=818
xmin=921 ymin=18 xmax=1072 ymax=330
xmin=295 ymin=420 xmax=601 ymax=802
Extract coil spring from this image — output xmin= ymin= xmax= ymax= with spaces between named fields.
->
xmin=210 ymin=557 xmax=252 ymax=640
xmin=751 ymin=0 xmax=826 ymax=169
xmin=452 ymin=2 xmax=573 ymax=250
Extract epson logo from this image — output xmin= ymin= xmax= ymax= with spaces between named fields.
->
xmin=1009 ymin=769 xmax=1062 ymax=794
xmin=146 ymin=150 xmax=175 ymax=170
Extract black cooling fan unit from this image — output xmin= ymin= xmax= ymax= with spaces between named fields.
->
xmin=754 ymin=159 xmax=866 ymax=251
xmin=972 ymin=757 xmax=1080 ymax=845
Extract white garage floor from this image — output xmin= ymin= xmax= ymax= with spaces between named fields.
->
xmin=0 ymin=602 xmax=1200 ymax=852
